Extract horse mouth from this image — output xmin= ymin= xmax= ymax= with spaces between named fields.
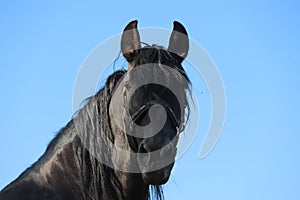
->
xmin=142 ymin=171 xmax=169 ymax=185
xmin=141 ymin=165 xmax=173 ymax=185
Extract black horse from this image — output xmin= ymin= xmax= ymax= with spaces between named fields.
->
xmin=0 ymin=20 xmax=190 ymax=200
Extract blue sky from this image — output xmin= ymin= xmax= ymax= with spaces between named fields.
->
xmin=1 ymin=1 xmax=300 ymax=199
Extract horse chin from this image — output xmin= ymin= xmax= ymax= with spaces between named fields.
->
xmin=141 ymin=167 xmax=172 ymax=185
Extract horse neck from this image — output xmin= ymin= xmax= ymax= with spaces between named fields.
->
xmin=27 ymin=122 xmax=148 ymax=200
xmin=13 ymin=123 xmax=82 ymax=196
xmin=32 ymin=81 xmax=150 ymax=199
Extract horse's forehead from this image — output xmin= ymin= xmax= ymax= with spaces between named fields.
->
xmin=110 ymin=65 xmax=187 ymax=114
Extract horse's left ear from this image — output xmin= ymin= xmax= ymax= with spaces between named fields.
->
xmin=121 ymin=20 xmax=141 ymax=66
xmin=168 ymin=21 xmax=189 ymax=63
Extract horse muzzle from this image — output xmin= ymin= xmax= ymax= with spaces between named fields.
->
xmin=137 ymin=140 xmax=176 ymax=185
xmin=141 ymin=164 xmax=174 ymax=185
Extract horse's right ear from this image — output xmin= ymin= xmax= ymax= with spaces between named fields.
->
xmin=121 ymin=20 xmax=141 ymax=66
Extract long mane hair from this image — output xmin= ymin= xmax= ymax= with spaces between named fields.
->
xmin=72 ymin=70 xmax=125 ymax=199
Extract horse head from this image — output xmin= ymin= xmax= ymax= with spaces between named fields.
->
xmin=110 ymin=20 xmax=190 ymax=185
